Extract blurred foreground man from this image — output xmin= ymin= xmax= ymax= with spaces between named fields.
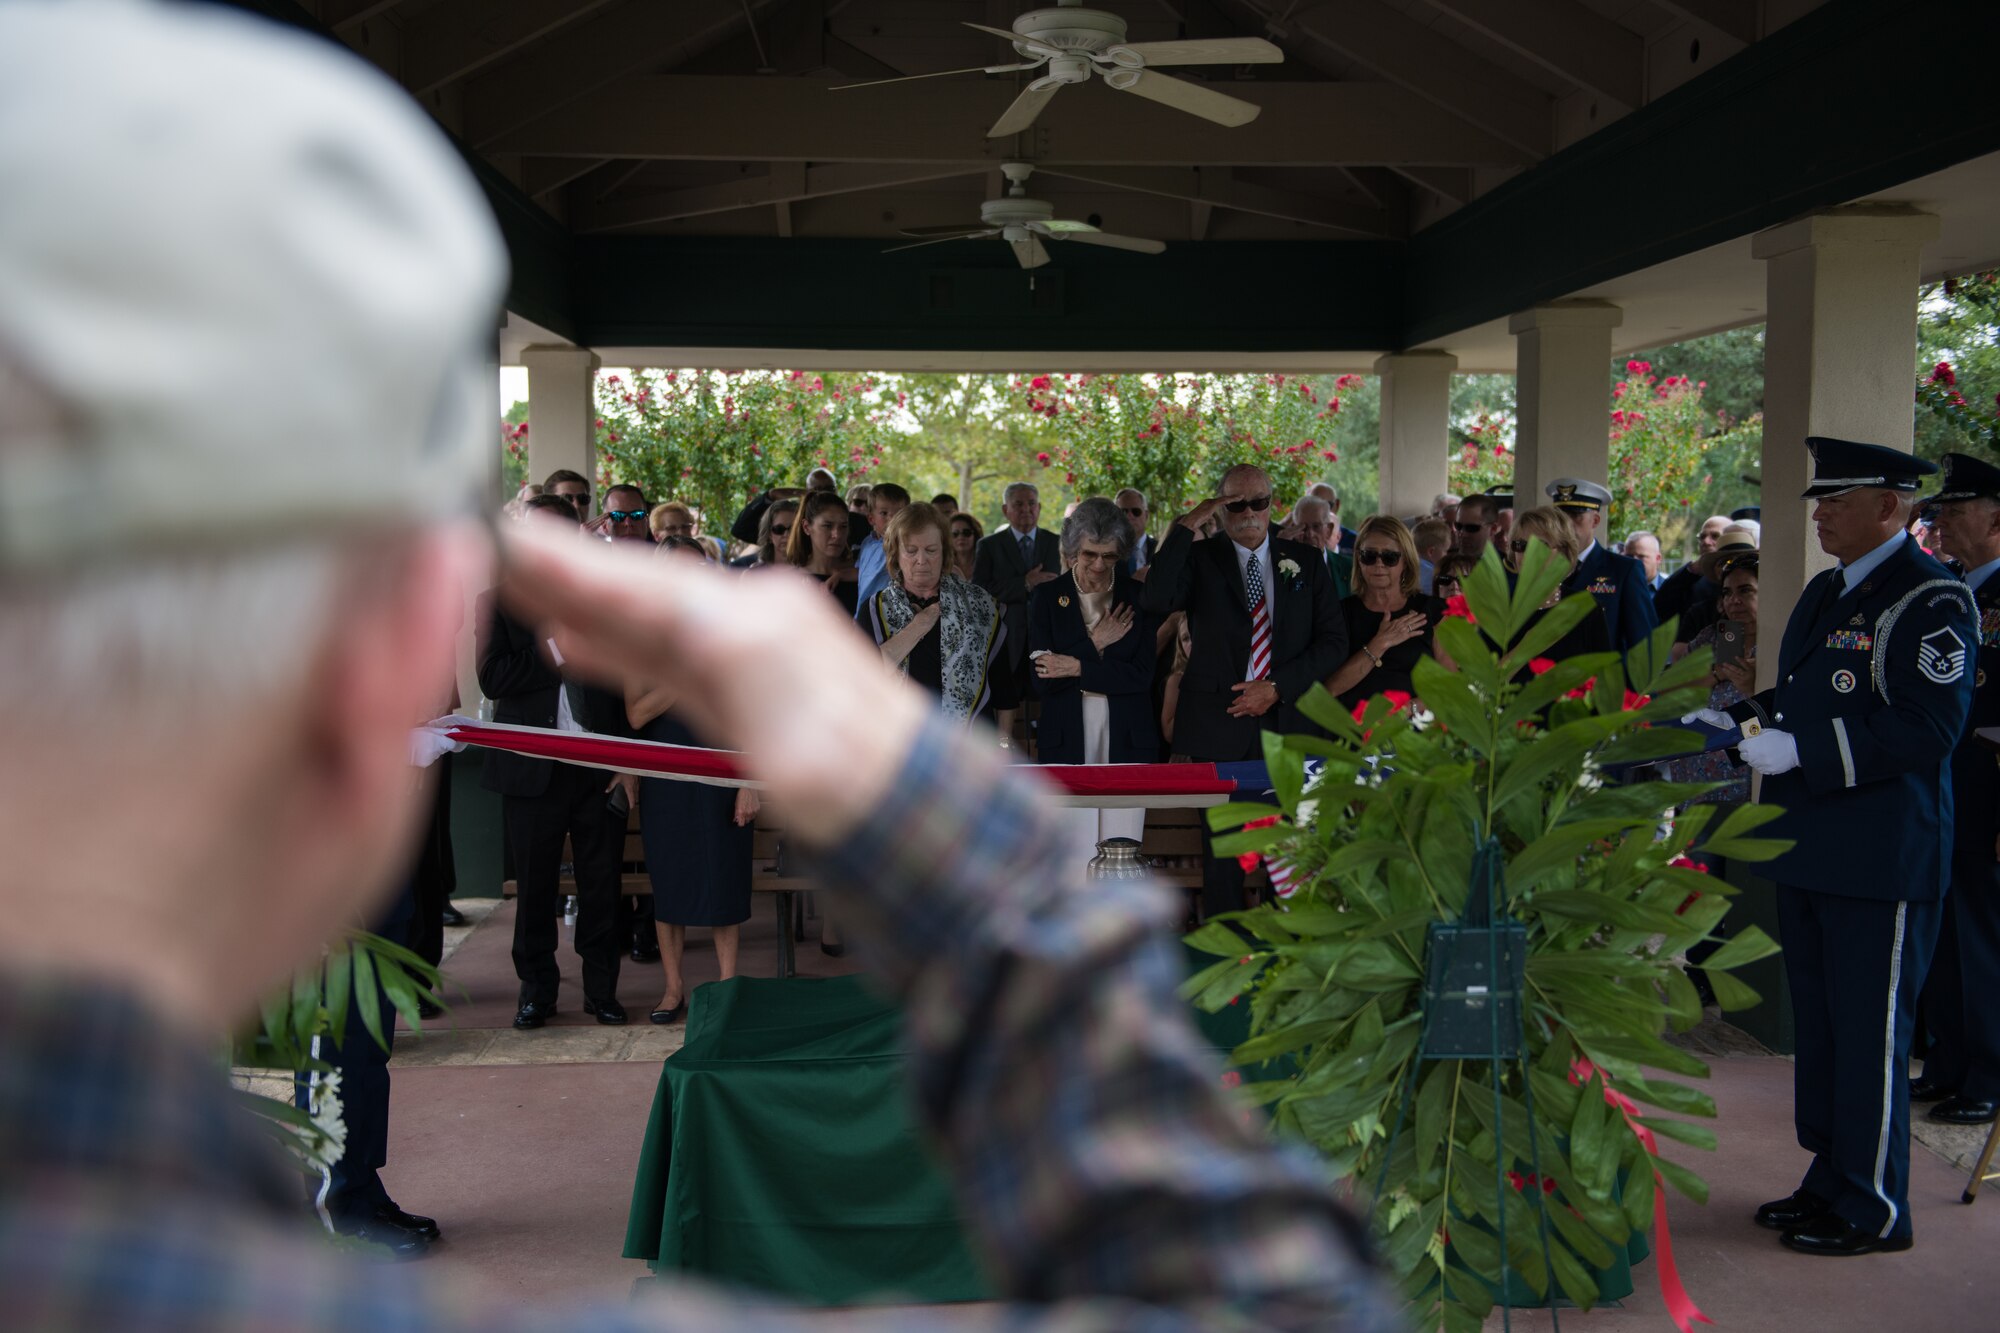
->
xmin=0 ymin=5 xmax=1395 ymax=1330
xmin=1691 ymin=440 xmax=1974 ymax=1256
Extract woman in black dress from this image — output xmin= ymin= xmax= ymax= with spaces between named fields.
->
xmin=629 ymin=537 xmax=758 ymax=1023
xmin=784 ymin=489 xmax=859 ymax=615
xmin=1324 ymin=516 xmax=1450 ymax=711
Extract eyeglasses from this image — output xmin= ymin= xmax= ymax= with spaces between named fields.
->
xmin=1223 ymin=495 xmax=1273 ymax=513
xmin=607 ymin=509 xmax=648 ymax=522
xmin=1357 ymin=549 xmax=1402 ymax=567
xmin=1121 ymin=506 xmax=1146 ymax=518
xmin=1453 ymin=521 xmax=1487 ymax=534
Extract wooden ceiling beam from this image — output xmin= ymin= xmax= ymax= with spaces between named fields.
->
xmin=1647 ymin=0 xmax=1758 ymax=46
xmin=400 ymin=0 xmax=621 ymax=96
xmin=575 ymin=162 xmax=991 ymax=233
xmin=1035 ymin=165 xmax=1401 ymax=237
xmin=522 ymin=156 xmax=612 ymax=198
xmin=488 ymin=74 xmax=1534 ymax=167
xmin=461 ymin=0 xmax=794 ymax=150
xmin=1410 ymin=0 xmax=1645 ymax=109
xmin=1384 ymin=164 xmax=1473 ymax=205
xmin=1268 ymin=0 xmax=1552 ymax=158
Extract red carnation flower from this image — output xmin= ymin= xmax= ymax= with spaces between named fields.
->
xmin=1443 ymin=594 xmax=1475 ymax=623
xmin=1243 ymin=814 xmax=1281 ymax=831
xmin=1529 ymin=658 xmax=1556 ymax=676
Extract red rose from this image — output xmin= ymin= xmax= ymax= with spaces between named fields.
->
xmin=1035 ymin=452 xmax=1050 ymax=465
xmin=1030 ymin=374 xmax=1051 ymax=390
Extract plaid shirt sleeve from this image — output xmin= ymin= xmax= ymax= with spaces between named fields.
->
xmin=803 ymin=715 xmax=1403 ymax=1332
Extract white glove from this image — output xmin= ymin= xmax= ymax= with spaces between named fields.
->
xmin=408 ymin=725 xmax=465 ymax=769
xmin=1680 ymin=707 xmax=1733 ymax=730
xmin=1737 ymin=728 xmax=1799 ymax=777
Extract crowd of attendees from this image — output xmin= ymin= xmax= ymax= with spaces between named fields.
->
xmin=494 ymin=464 xmax=1761 ymax=941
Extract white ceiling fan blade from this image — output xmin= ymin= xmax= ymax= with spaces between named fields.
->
xmin=1107 ymin=37 xmax=1284 ymax=67
xmin=1109 ymin=69 xmax=1262 ymax=127
xmin=1010 ymin=233 xmax=1052 ymax=269
xmin=963 ymin=21 xmax=1067 ymax=61
xmin=884 ymin=231 xmax=998 ymax=254
xmin=833 ymin=61 xmax=1045 ymax=91
xmin=1035 ymin=218 xmax=1099 ymax=234
xmin=1044 ymin=229 xmax=1166 ymax=255
xmin=988 ymin=83 xmax=1059 ymax=138
xmin=899 ymin=224 xmax=996 ymax=237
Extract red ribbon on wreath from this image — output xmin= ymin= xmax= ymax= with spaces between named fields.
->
xmin=1569 ymin=1056 xmax=1712 ymax=1333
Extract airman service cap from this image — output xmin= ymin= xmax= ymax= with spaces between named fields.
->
xmin=1801 ymin=438 xmax=1937 ymax=499
xmin=1545 ymin=478 xmax=1612 ymax=513
xmin=0 ymin=0 xmax=507 ymax=571
xmin=1933 ymin=452 xmax=2000 ymax=503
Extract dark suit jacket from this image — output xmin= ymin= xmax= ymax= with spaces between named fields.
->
xmin=475 ymin=594 xmax=632 ymax=798
xmin=1565 ymin=543 xmax=1659 ymax=654
xmin=1027 ymin=570 xmax=1159 ymax=763
xmin=973 ymin=526 xmax=1061 ymax=672
xmin=1954 ymin=574 xmax=2000 ymax=874
xmin=1139 ymin=525 xmax=1346 ymax=761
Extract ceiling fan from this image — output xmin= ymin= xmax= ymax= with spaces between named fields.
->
xmin=884 ymin=162 xmax=1165 ymax=269
xmin=833 ymin=0 xmax=1283 ymax=138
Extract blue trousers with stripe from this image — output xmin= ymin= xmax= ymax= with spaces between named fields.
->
xmin=1778 ymin=885 xmax=1941 ymax=1240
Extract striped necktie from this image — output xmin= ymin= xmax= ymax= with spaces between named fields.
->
xmin=1246 ymin=551 xmax=1272 ymax=681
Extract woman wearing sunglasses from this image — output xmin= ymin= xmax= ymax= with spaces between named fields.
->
xmin=1323 ymin=515 xmax=1451 ymax=710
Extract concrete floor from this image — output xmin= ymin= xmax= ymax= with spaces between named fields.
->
xmin=348 ymin=899 xmax=2000 ymax=1328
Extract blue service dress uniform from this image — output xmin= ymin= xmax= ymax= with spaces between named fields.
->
xmin=1916 ymin=569 xmax=2000 ymax=1105
xmin=1565 ymin=542 xmax=1658 ymax=654
xmin=1730 ymin=534 xmax=1976 ymax=1243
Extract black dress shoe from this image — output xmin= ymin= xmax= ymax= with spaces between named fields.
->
xmin=375 ymin=1203 xmax=440 ymax=1241
xmin=583 ymin=997 xmax=628 ymax=1026
xmin=416 ymin=997 xmax=444 ymax=1021
xmin=1930 ymin=1095 xmax=1998 ymax=1125
xmin=1780 ymin=1212 xmax=1912 ymax=1256
xmin=512 ymin=999 xmax=555 ymax=1030
xmin=649 ymin=1000 xmax=685 ymax=1025
xmin=440 ymin=902 xmax=467 ymax=927
xmin=632 ymin=940 xmax=660 ymax=963
xmin=1754 ymin=1189 xmax=1831 ymax=1231
xmin=333 ymin=1214 xmax=432 ymax=1260
xmin=1910 ymin=1075 xmax=1958 ymax=1102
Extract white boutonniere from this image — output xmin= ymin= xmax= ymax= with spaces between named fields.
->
xmin=1278 ymin=557 xmax=1301 ymax=580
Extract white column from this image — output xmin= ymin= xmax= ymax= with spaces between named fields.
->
xmin=1752 ymin=207 xmax=1939 ymax=687
xmin=1374 ymin=351 xmax=1457 ymax=520
xmin=520 ymin=344 xmax=601 ymax=490
xmin=1507 ymin=302 xmax=1623 ymax=509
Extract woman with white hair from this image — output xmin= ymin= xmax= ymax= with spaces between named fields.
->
xmin=1029 ymin=497 xmax=1158 ymax=850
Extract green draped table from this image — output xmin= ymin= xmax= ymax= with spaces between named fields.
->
xmin=621 ymin=975 xmax=989 ymax=1304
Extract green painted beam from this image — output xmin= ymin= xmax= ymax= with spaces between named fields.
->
xmin=1402 ymin=0 xmax=2000 ymax=346
xmin=573 ymin=237 xmax=1405 ymax=355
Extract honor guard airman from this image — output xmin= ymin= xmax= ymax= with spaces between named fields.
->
xmin=1913 ymin=452 xmax=2000 ymax=1127
xmin=1691 ymin=438 xmax=1977 ymax=1256
xmin=1545 ymin=478 xmax=1659 ymax=652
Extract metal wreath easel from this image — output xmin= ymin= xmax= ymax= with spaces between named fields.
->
xmin=1372 ymin=836 xmax=1562 ymax=1330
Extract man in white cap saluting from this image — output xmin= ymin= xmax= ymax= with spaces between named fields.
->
xmin=1545 ymin=477 xmax=1659 ymax=653
xmin=1686 ymin=437 xmax=1975 ymax=1257
xmin=0 ymin=4 xmax=1399 ymax=1328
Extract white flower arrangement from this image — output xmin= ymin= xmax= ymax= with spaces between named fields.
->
xmin=1277 ymin=557 xmax=1301 ymax=580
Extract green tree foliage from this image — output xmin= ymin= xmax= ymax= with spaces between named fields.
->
xmin=1915 ymin=272 xmax=2000 ymax=459
xmin=1185 ymin=543 xmax=1784 ymax=1332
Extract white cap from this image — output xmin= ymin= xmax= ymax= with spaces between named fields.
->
xmin=0 ymin=0 xmax=507 ymax=569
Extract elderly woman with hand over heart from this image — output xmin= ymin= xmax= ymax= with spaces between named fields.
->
xmin=864 ymin=502 xmax=1013 ymax=730
xmin=1029 ymin=496 xmax=1159 ymax=851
